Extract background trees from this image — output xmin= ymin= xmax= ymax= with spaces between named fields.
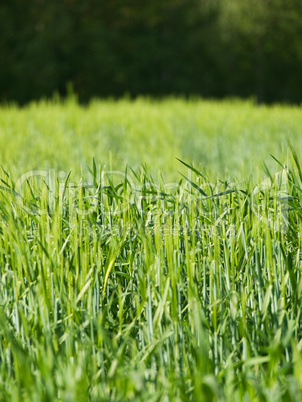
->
xmin=0 ymin=0 xmax=301 ymax=104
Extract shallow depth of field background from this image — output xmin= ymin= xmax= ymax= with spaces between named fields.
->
xmin=1 ymin=1 xmax=302 ymax=105
xmin=1 ymin=98 xmax=302 ymax=182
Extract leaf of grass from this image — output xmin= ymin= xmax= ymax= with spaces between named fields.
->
xmin=178 ymin=172 xmax=208 ymax=196
xmin=176 ymin=157 xmax=207 ymax=180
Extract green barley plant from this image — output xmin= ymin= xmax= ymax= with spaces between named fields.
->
xmin=0 ymin=149 xmax=302 ymax=401
xmin=1 ymin=98 xmax=302 ymax=400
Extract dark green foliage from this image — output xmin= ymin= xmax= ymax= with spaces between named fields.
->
xmin=1 ymin=0 xmax=302 ymax=104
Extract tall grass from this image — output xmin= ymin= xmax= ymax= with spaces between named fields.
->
xmin=0 ymin=148 xmax=302 ymax=401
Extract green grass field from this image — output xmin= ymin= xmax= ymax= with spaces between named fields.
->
xmin=1 ymin=97 xmax=302 ymax=180
xmin=1 ymin=98 xmax=302 ymax=401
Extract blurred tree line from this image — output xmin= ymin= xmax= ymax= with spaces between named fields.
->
xmin=0 ymin=0 xmax=302 ymax=104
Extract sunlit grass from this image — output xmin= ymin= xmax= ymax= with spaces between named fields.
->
xmin=0 ymin=97 xmax=302 ymax=180
xmin=0 ymin=99 xmax=302 ymax=400
xmin=0 ymin=149 xmax=302 ymax=400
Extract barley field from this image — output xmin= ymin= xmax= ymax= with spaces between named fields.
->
xmin=0 ymin=98 xmax=302 ymax=401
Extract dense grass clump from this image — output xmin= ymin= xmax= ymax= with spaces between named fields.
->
xmin=1 ymin=150 xmax=302 ymax=401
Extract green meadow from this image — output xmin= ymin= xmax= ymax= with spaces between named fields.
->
xmin=1 ymin=98 xmax=302 ymax=401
